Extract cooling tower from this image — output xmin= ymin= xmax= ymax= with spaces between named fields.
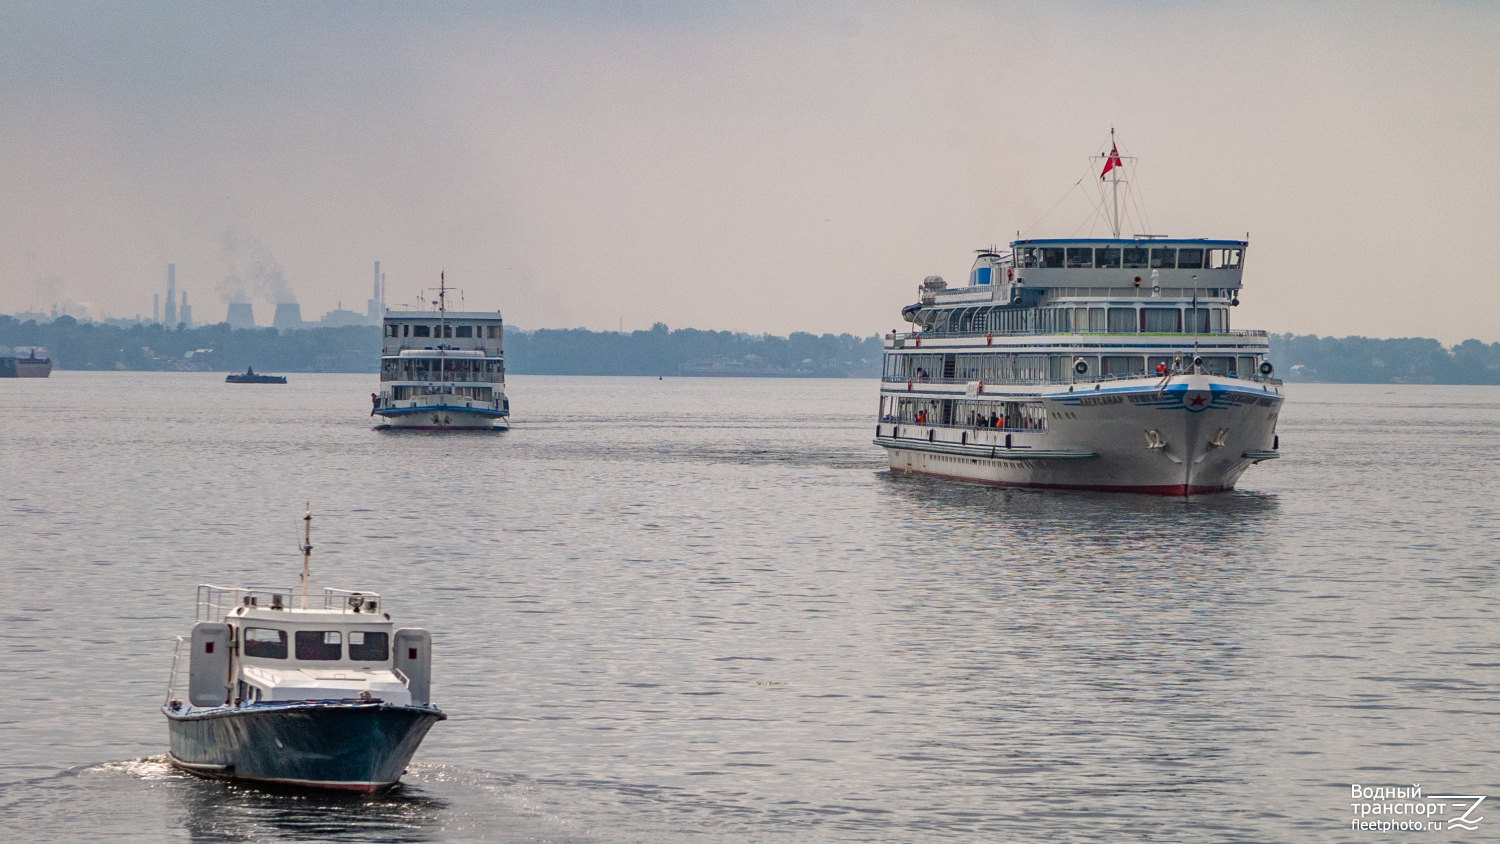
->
xmin=272 ymin=302 xmax=303 ymax=332
xmin=226 ymin=302 xmax=255 ymax=330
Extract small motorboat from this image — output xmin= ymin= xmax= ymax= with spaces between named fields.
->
xmin=163 ymin=508 xmax=445 ymax=792
xmin=226 ymin=367 xmax=287 ymax=384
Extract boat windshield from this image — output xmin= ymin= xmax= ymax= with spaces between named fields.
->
xmin=295 ymin=630 xmax=343 ymax=660
xmin=243 ymin=627 xmax=287 ymax=659
xmin=349 ymin=631 xmax=389 ymax=661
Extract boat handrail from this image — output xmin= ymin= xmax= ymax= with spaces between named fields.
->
xmin=196 ymin=584 xmax=384 ymax=621
xmin=889 ymin=328 xmax=1270 ymax=342
xmin=884 ymin=372 xmax=1284 ymax=388
xmin=165 ymin=635 xmax=188 ymax=705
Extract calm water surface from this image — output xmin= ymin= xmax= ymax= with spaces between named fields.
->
xmin=0 ymin=374 xmax=1496 ymax=842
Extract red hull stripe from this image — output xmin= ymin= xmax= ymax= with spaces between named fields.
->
xmin=890 ymin=468 xmax=1232 ymax=497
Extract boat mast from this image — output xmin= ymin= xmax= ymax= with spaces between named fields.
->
xmin=1110 ymin=127 xmax=1120 ymax=239
xmin=299 ymin=505 xmax=312 ymax=610
xmin=438 ymin=272 xmax=448 ymax=384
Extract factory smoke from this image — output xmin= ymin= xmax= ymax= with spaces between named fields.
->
xmin=216 ymin=230 xmax=297 ymax=305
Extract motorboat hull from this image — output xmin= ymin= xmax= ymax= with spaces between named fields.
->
xmin=164 ymin=700 xmax=445 ymax=792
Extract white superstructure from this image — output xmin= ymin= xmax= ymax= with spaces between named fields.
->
xmin=373 ymin=276 xmax=508 ymax=430
xmin=875 ymin=140 xmax=1283 ymax=495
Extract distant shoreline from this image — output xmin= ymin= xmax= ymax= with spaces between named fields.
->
xmin=3 ymin=316 xmax=1498 ymax=384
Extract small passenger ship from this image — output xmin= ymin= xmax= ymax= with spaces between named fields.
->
xmin=875 ymin=137 xmax=1283 ymax=495
xmin=164 ymin=509 xmax=444 ymax=791
xmin=0 ymin=346 xmax=52 ymax=378
xmin=373 ymin=273 xmax=509 ymax=430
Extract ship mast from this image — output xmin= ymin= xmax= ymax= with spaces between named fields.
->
xmin=299 ymin=504 xmax=312 ymax=610
xmin=438 ymin=272 xmax=448 ymax=384
xmin=1109 ymin=128 xmax=1120 ymax=238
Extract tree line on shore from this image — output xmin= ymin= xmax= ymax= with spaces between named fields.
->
xmin=4 ymin=315 xmax=1499 ymax=383
xmin=0 ymin=316 xmax=884 ymax=377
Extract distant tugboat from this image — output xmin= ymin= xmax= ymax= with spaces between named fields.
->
xmin=0 ymin=346 xmax=52 ymax=378
xmin=225 ymin=367 xmax=287 ymax=384
xmin=163 ymin=508 xmax=444 ymax=792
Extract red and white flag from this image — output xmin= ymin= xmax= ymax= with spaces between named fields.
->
xmin=1100 ymin=142 xmax=1123 ymax=179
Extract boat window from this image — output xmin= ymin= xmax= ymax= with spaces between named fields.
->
xmin=1095 ymin=247 xmax=1121 ymax=268
xmin=1141 ymin=308 xmax=1181 ymax=332
xmin=243 ymin=627 xmax=287 ymax=659
xmin=1185 ymin=307 xmax=1211 ymax=332
xmin=295 ymin=630 xmax=343 ymax=661
xmin=1199 ymin=356 xmax=1235 ymax=376
xmin=489 ymin=326 xmax=501 ymax=338
xmin=1066 ymin=247 xmax=1092 ymax=268
xmin=1238 ymin=356 xmax=1256 ymax=377
xmin=1020 ymin=247 xmax=1039 ymax=268
xmin=1122 ymin=247 xmax=1148 ymax=268
xmin=456 ymin=326 xmax=473 ymax=338
xmin=384 ymin=325 xmax=398 ymax=337
xmin=1150 ymin=248 xmax=1176 ymax=269
xmin=1041 ymin=248 xmax=1065 ymax=268
xmin=1207 ymin=248 xmax=1242 ymax=269
xmin=1107 ymin=308 xmax=1135 ymax=333
xmin=413 ymin=325 xmax=431 ymax=337
xmin=1102 ymin=356 xmax=1145 ymax=376
xmin=1178 ymin=248 xmax=1204 ymax=269
xmin=348 ymin=631 xmax=389 ymax=661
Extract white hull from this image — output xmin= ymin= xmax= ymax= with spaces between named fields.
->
xmin=376 ymin=401 xmax=508 ymax=431
xmin=877 ymin=375 xmax=1281 ymax=495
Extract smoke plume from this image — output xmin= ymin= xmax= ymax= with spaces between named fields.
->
xmin=216 ymin=230 xmax=297 ymax=305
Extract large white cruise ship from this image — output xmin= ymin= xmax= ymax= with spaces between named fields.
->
xmin=875 ymin=141 xmax=1283 ymax=495
xmin=373 ymin=277 xmax=509 ymax=431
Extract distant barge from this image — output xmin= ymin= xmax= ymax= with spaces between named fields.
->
xmin=226 ymin=368 xmax=287 ymax=384
xmin=0 ymin=347 xmax=52 ymax=378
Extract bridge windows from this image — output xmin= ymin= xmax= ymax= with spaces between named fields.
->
xmin=412 ymin=325 xmax=431 ymax=337
xmin=1177 ymin=248 xmax=1205 ymax=268
xmin=1122 ymin=247 xmax=1149 ymax=268
xmin=1066 ymin=247 xmax=1093 ymax=268
xmin=1041 ymin=248 xmax=1065 ymax=268
xmin=1207 ymin=248 xmax=1243 ymax=269
xmin=1095 ymin=247 xmax=1121 ymax=268
xmin=1150 ymin=248 xmax=1177 ymax=269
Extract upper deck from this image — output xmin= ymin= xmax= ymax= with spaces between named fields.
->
xmin=382 ymin=309 xmax=504 ymax=355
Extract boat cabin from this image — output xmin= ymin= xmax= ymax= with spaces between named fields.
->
xmin=177 ymin=586 xmax=432 ymax=711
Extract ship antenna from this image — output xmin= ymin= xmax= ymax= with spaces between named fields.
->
xmin=439 ymin=271 xmax=448 ymax=381
xmin=1110 ymin=127 xmax=1120 ymax=238
xmin=299 ymin=504 xmax=312 ymax=610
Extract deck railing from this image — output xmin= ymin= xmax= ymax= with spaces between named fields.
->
xmin=194 ymin=584 xmax=383 ymax=620
xmin=889 ymin=328 xmax=1270 ymax=343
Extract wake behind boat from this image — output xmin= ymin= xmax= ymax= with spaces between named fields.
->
xmin=163 ymin=509 xmax=444 ymax=792
xmin=875 ymin=133 xmax=1284 ymax=495
xmin=373 ymin=273 xmax=509 ymax=430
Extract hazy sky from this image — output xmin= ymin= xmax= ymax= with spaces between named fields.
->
xmin=2 ymin=2 xmax=1496 ymax=342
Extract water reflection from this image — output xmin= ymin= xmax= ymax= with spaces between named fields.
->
xmin=173 ymin=767 xmax=449 ymax=844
